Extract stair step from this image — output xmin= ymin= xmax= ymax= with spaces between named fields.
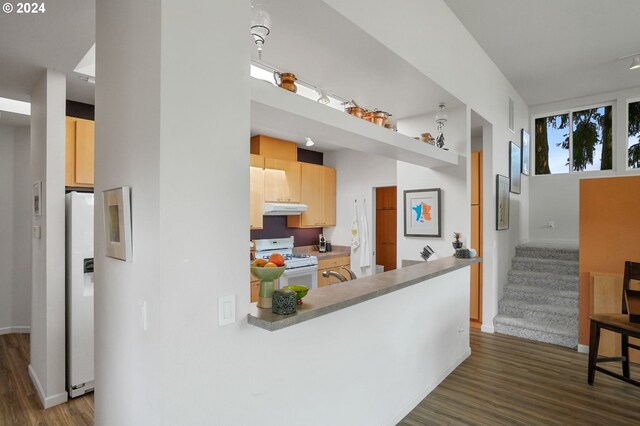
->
xmin=516 ymin=244 xmax=579 ymax=262
xmin=508 ymin=270 xmax=578 ymax=291
xmin=511 ymin=257 xmax=578 ymax=275
xmin=498 ymin=298 xmax=578 ymax=327
xmin=494 ymin=315 xmax=578 ymax=349
xmin=503 ymin=285 xmax=578 ymax=308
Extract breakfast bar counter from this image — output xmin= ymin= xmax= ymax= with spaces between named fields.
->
xmin=248 ymin=256 xmax=481 ymax=331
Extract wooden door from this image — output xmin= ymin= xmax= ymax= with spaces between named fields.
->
xmin=264 ymin=158 xmax=301 ymax=203
xmin=470 ymin=152 xmax=483 ymax=327
xmin=375 ymin=186 xmax=397 ymax=272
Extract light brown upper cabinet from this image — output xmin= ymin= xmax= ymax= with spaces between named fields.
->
xmin=250 ymin=135 xmax=297 ymax=161
xmin=288 ymin=164 xmax=336 ymax=228
xmin=65 ymin=116 xmax=95 ymax=187
xmin=263 ymin=158 xmax=301 ymax=203
xmin=250 ymin=154 xmax=265 ymax=230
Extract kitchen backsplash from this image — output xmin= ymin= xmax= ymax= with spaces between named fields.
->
xmin=250 ymin=216 xmax=322 ymax=246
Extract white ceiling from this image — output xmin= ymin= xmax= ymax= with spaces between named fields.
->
xmin=0 ymin=0 xmax=95 ymax=124
xmin=444 ymin=0 xmax=640 ymax=106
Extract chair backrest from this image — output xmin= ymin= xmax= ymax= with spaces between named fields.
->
xmin=622 ymin=261 xmax=640 ymax=314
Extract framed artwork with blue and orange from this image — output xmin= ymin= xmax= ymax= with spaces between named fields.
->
xmin=403 ymin=188 xmax=442 ymax=237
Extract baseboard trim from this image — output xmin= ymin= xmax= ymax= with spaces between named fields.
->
xmin=578 ymin=344 xmax=589 ymax=354
xmin=481 ymin=324 xmax=495 ymax=334
xmin=0 ymin=326 xmax=30 ymax=335
xmin=385 ymin=347 xmax=471 ymax=425
xmin=28 ymin=364 xmax=68 ymax=409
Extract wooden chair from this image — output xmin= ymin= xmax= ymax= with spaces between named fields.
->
xmin=588 ymin=261 xmax=640 ymax=387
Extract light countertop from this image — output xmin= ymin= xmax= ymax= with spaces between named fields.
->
xmin=248 ymin=256 xmax=481 ymax=331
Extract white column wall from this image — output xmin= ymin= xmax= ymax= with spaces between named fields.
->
xmin=29 ymin=69 xmax=67 ymax=408
xmin=94 ymin=0 xmax=162 ymax=423
xmin=0 ymin=126 xmax=15 ymax=333
xmin=12 ymin=127 xmax=32 ymax=330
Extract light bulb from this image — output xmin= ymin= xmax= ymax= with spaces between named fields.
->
xmin=630 ymin=56 xmax=640 ymax=70
xmin=305 ymin=137 xmax=315 ymax=147
xmin=316 ymin=89 xmax=330 ymax=105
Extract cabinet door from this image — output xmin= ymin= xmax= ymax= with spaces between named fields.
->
xmin=323 ymin=166 xmax=336 ymax=226
xmin=250 ymin=279 xmax=260 ymax=303
xmin=299 ymin=163 xmax=324 ymax=227
xmin=264 ymin=158 xmax=301 ymax=203
xmin=65 ymin=117 xmax=77 ymax=187
xmin=75 ymin=119 xmax=95 ymax=185
xmin=250 ymin=166 xmax=264 ymax=229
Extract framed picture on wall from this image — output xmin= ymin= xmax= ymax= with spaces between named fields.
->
xmin=496 ymin=175 xmax=510 ymax=230
xmin=33 ymin=181 xmax=42 ymax=217
xmin=403 ymin=188 xmax=442 ymax=237
xmin=521 ymin=129 xmax=530 ymax=176
xmin=509 ymin=141 xmax=522 ymax=194
xmin=103 ymin=186 xmax=133 ymax=261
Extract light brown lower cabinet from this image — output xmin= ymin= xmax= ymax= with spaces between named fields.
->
xmin=317 ymin=255 xmax=350 ymax=287
xmin=250 ymin=279 xmax=261 ymax=303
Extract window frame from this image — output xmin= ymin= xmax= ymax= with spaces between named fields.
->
xmin=627 ymin=97 xmax=640 ymax=170
xmin=532 ymin=101 xmax=616 ymax=176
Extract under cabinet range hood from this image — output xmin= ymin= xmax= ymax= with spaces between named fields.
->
xmin=263 ymin=203 xmax=307 ymax=216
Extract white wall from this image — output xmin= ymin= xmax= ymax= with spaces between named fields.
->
xmin=0 ymin=125 xmax=15 ymax=333
xmin=322 ymin=0 xmax=531 ymax=328
xmin=323 ymin=149 xmax=397 ymax=275
xmin=12 ymin=127 xmax=31 ymax=330
xmin=29 ymin=69 xmax=67 ymax=409
xmin=0 ymin=125 xmax=31 ymax=335
xmin=396 ymin=107 xmax=469 ymax=260
xmin=95 ymin=1 xmax=473 ymax=424
xmin=529 ymin=86 xmax=640 ymax=244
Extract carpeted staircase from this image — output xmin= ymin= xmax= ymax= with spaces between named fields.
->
xmin=494 ymin=243 xmax=579 ymax=349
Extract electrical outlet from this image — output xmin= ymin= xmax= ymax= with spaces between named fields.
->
xmin=219 ymin=295 xmax=236 ymax=326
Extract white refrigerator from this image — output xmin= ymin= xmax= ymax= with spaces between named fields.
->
xmin=65 ymin=192 xmax=95 ymax=398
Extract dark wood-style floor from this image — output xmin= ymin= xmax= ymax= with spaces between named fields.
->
xmin=400 ymin=329 xmax=640 ymax=426
xmin=0 ymin=333 xmax=93 ymax=426
xmin=3 ymin=330 xmax=640 ymax=425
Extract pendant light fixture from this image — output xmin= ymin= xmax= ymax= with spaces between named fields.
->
xmin=435 ymin=103 xmax=448 ymax=148
xmin=251 ymin=3 xmax=271 ymax=60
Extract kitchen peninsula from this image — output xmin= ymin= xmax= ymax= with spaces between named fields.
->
xmin=249 ymin=256 xmax=481 ymax=331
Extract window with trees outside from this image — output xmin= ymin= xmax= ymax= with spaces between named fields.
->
xmin=629 ymin=100 xmax=640 ymax=169
xmin=535 ymin=105 xmax=612 ymax=175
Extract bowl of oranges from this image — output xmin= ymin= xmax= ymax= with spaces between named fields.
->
xmin=251 ymin=253 xmax=286 ymax=284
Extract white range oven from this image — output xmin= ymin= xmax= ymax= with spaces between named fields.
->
xmin=254 ymin=237 xmax=318 ymax=289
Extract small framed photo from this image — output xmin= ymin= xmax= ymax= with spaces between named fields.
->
xmin=496 ymin=175 xmax=510 ymax=230
xmin=103 ymin=186 xmax=133 ymax=261
xmin=404 ymin=188 xmax=442 ymax=237
xmin=521 ymin=129 xmax=530 ymax=176
xmin=33 ymin=181 xmax=42 ymax=217
xmin=509 ymin=141 xmax=521 ymax=194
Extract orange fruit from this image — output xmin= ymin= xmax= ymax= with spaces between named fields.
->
xmin=269 ymin=253 xmax=286 ymax=267
xmin=252 ymin=258 xmax=268 ymax=267
xmin=264 ymin=262 xmax=278 ymax=268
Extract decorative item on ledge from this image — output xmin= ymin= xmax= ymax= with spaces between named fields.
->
xmin=454 ymin=248 xmax=477 ymax=259
xmin=452 ymin=232 xmax=463 ymax=250
xmin=421 ymin=132 xmax=435 ymax=145
xmin=273 ymin=71 xmax=297 ymax=93
xmin=272 ymin=289 xmax=297 ymax=315
xmin=283 ymin=285 xmax=309 ymax=305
